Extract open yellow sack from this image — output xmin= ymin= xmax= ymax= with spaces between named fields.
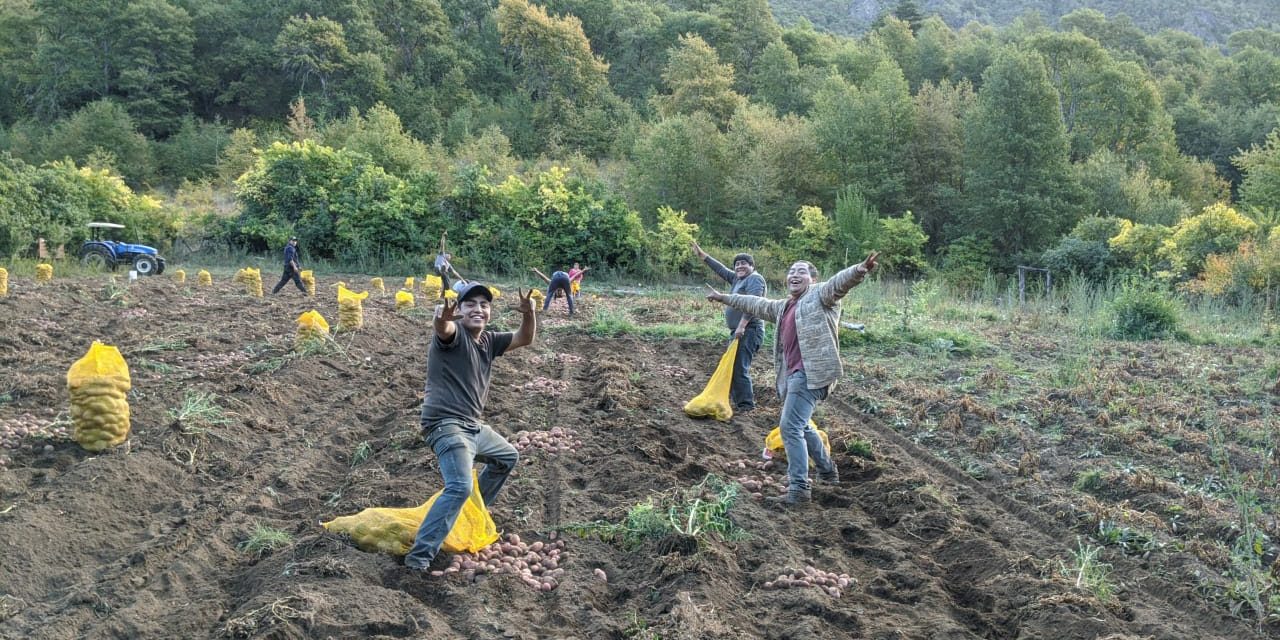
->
xmin=67 ymin=341 xmax=132 ymax=451
xmin=763 ymin=420 xmax=831 ymax=460
xmin=197 ymin=270 xmax=212 ymax=286
xmin=300 ymin=270 xmax=315 ymax=296
xmin=322 ymin=469 xmax=499 ymax=556
xmin=296 ymin=310 xmax=329 ymax=346
xmin=0 ymin=267 xmax=8 ymax=296
xmin=337 ymin=284 xmax=369 ymax=331
xmin=396 ymin=290 xmax=415 ymax=310
xmin=683 ymin=339 xmax=737 ymax=421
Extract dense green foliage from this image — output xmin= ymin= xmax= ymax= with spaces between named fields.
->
xmin=0 ymin=0 xmax=1278 ymax=301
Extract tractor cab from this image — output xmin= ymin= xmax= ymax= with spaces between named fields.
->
xmin=80 ymin=222 xmax=166 ymax=275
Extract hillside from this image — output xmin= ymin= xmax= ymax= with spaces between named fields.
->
xmin=0 ymin=270 xmax=1277 ymax=638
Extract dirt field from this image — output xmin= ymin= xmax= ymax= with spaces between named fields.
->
xmin=0 ymin=272 xmax=1275 ymax=639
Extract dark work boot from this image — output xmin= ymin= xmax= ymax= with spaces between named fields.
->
xmin=818 ymin=463 xmax=840 ymax=485
xmin=765 ymin=488 xmax=811 ymax=507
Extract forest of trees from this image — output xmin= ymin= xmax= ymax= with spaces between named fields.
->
xmin=0 ymin=0 xmax=1279 ymax=301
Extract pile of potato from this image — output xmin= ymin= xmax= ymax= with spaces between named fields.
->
xmin=35 ymin=263 xmax=52 ymax=282
xmin=433 ymin=532 xmax=567 ymax=592
xmin=510 ymin=427 xmax=582 ymax=455
xmin=66 ymin=341 xmax=132 ymax=452
xmin=762 ymin=565 xmax=853 ymax=597
xmin=519 ymin=376 xmax=571 ymax=397
xmin=721 ymin=458 xmax=785 ymax=500
xmin=0 ymin=413 xmax=70 ymax=468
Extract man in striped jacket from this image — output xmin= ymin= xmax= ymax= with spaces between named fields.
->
xmin=706 ymin=252 xmax=878 ymax=505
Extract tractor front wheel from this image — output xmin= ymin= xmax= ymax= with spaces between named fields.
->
xmin=81 ymin=248 xmax=113 ymax=271
xmin=133 ymin=255 xmax=158 ymax=276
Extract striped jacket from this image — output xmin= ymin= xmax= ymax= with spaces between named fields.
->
xmin=720 ymin=262 xmax=869 ymax=396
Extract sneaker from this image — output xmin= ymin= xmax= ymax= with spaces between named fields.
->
xmin=818 ymin=465 xmax=840 ymax=485
xmin=734 ymin=403 xmax=756 ymax=413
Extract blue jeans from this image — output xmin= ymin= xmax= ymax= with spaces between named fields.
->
xmin=729 ymin=324 xmax=763 ymax=409
xmin=544 ymin=273 xmax=575 ymax=315
xmin=404 ymin=419 xmax=519 ymax=568
xmin=780 ymin=370 xmax=834 ymax=492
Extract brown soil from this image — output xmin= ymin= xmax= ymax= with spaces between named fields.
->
xmin=0 ymin=274 xmax=1271 ymax=639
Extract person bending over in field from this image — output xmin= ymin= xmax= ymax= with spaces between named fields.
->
xmin=531 ymin=267 xmax=575 ymax=316
xmin=404 ymin=283 xmax=536 ymax=571
xmin=705 ymin=252 xmax=878 ymax=506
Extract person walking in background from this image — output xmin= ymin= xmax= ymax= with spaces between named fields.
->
xmin=271 ymin=236 xmax=307 ymax=294
xmin=705 ymin=252 xmax=879 ymax=506
xmin=568 ymin=262 xmax=590 ymax=300
xmin=405 ymin=283 xmax=536 ymax=571
xmin=434 ymin=231 xmax=464 ymax=292
xmin=692 ymin=242 xmax=766 ymax=413
xmin=531 ymin=267 xmax=575 ymax=316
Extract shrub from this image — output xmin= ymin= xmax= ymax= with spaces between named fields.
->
xmin=1041 ymin=237 xmax=1113 ymax=282
xmin=876 ymin=211 xmax=929 ymax=276
xmin=647 ymin=206 xmax=700 ymax=275
xmin=1108 ymin=283 xmax=1180 ymax=340
xmin=939 ymin=235 xmax=993 ymax=290
xmin=1109 ymin=220 xmax=1171 ymax=274
xmin=1160 ymin=202 xmax=1258 ymax=277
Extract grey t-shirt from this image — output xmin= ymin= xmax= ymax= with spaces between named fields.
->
xmin=726 ymin=272 xmax=766 ymax=330
xmin=420 ymin=322 xmax=514 ymax=425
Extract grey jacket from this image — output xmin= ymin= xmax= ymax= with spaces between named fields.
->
xmin=720 ymin=262 xmax=869 ymax=396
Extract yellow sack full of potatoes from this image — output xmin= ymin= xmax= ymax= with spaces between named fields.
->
xmin=322 ymin=469 xmax=499 ymax=555
xmin=337 ymin=284 xmax=369 ymax=331
xmin=244 ymin=267 xmax=263 ymax=297
xmin=683 ymin=339 xmax=737 ymax=422
xmin=421 ymin=274 xmax=442 ymax=300
xmin=0 ymin=266 xmax=8 ymax=296
xmin=296 ymin=310 xmax=330 ymax=346
xmin=370 ymin=277 xmax=385 ymax=295
xmin=396 ymin=290 xmax=415 ymax=310
xmin=198 ymin=270 xmax=212 ymax=286
xmin=404 ymin=276 xmax=415 ymax=290
xmin=763 ymin=420 xmax=831 ymax=461
xmin=300 ymin=270 xmax=315 ymax=296
xmin=67 ymin=341 xmax=132 ymax=452
xmin=528 ymin=288 xmax=544 ymax=308
xmin=173 ymin=269 xmax=186 ymax=283
xmin=36 ymin=263 xmax=52 ymax=282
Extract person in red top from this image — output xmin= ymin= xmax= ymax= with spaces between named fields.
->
xmin=567 ymin=262 xmax=589 ymax=299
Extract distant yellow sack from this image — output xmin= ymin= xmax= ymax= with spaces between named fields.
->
xmin=443 ymin=288 xmax=457 ymax=300
xmin=683 ymin=339 xmax=737 ymax=421
xmin=300 ymin=270 xmax=315 ymax=296
xmin=36 ymin=263 xmax=52 ymax=282
xmin=396 ymin=290 xmax=415 ymax=310
xmin=67 ymin=341 xmax=132 ymax=451
xmin=173 ymin=269 xmax=186 ymax=283
xmin=197 ymin=270 xmax=212 ymax=286
xmin=763 ymin=421 xmax=831 ymax=461
xmin=337 ymin=284 xmax=369 ymax=331
xmin=322 ymin=470 xmax=499 ymax=555
xmin=296 ymin=310 xmax=329 ymax=346
xmin=421 ymin=274 xmax=442 ymax=300
xmin=242 ymin=267 xmax=263 ymax=297
xmin=0 ymin=267 xmax=8 ymax=296
xmin=404 ymin=276 xmax=415 ymax=290
xmin=529 ymin=288 xmax=544 ymax=308
xmin=370 ymin=277 xmax=385 ymax=295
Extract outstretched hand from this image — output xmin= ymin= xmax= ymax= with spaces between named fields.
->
xmin=436 ymin=297 xmax=459 ymax=323
xmin=863 ymin=251 xmax=879 ymax=272
xmin=512 ymin=288 xmax=535 ymax=314
xmin=691 ymin=241 xmax=707 ymax=259
xmin=705 ymin=282 xmax=726 ymax=303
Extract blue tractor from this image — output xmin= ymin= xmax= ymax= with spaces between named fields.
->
xmin=79 ymin=222 xmax=166 ymax=276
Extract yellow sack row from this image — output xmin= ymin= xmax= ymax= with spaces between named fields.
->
xmin=683 ymin=339 xmax=737 ymax=422
xmin=36 ymin=263 xmax=52 ymax=282
xmin=67 ymin=341 xmax=132 ymax=452
xmin=322 ymin=470 xmax=499 ymax=555
xmin=337 ymin=284 xmax=368 ymax=331
xmin=396 ymin=290 xmax=415 ymax=310
xmin=763 ymin=420 xmax=832 ymax=460
xmin=0 ymin=267 xmax=7 ymax=296
xmin=173 ymin=269 xmax=186 ymax=283
xmin=198 ymin=270 xmax=212 ymax=286
xmin=296 ymin=310 xmax=330 ymax=347
xmin=370 ymin=277 xmax=385 ymax=295
xmin=299 ymin=270 xmax=315 ymax=296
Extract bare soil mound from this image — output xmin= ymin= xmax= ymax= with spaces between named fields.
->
xmin=0 ymin=274 xmax=1269 ymax=639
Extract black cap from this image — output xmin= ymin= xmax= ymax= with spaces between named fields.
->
xmin=459 ymin=283 xmax=494 ymax=302
xmin=289 ymin=236 xmax=298 ymax=242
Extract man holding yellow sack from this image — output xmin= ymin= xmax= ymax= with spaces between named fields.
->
xmin=692 ymin=242 xmax=766 ymax=413
xmin=405 ymin=283 xmax=536 ymax=571
xmin=706 ymin=252 xmax=878 ymax=506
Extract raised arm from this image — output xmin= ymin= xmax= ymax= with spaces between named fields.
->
xmin=438 ymin=231 xmax=447 ymax=255
xmin=507 ymin=289 xmax=537 ymax=350
xmin=530 ymin=267 xmax=551 ymax=284
xmin=706 ymin=285 xmax=781 ymax=323
xmin=691 ymin=241 xmax=734 ymax=283
xmin=433 ymin=297 xmax=459 ymax=342
xmin=818 ymin=252 xmax=878 ymax=307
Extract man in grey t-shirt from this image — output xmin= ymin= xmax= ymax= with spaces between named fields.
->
xmin=405 ymin=283 xmax=536 ymax=571
xmin=692 ymin=242 xmax=767 ymax=412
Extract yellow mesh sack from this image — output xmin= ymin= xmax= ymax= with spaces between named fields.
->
xmin=404 ymin=276 xmax=415 ymax=290
xmin=443 ymin=288 xmax=457 ymax=300
xmin=296 ymin=310 xmax=330 ymax=346
xmin=571 ymin=280 xmax=580 ymax=296
xmin=198 ymin=270 xmax=212 ymax=286
xmin=370 ymin=277 xmax=385 ymax=295
xmin=322 ymin=469 xmax=499 ymax=555
xmin=233 ymin=268 xmax=248 ymax=284
xmin=487 ymin=286 xmax=502 ymax=299
xmin=396 ymin=290 xmax=415 ymax=310
xmin=242 ymin=267 xmax=263 ymax=297
xmin=0 ymin=267 xmax=8 ymax=296
xmin=529 ymin=288 xmax=544 ymax=308
xmin=173 ymin=269 xmax=186 ymax=283
xmin=763 ymin=420 xmax=831 ymax=461
xmin=337 ymin=284 xmax=369 ymax=331
xmin=300 ymin=270 xmax=315 ymax=296
xmin=67 ymin=341 xmax=132 ymax=452
xmin=36 ymin=263 xmax=52 ymax=282
xmin=421 ymin=274 xmax=442 ymax=300
xmin=683 ymin=339 xmax=737 ymax=421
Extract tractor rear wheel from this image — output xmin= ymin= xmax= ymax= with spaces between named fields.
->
xmin=81 ymin=248 xmax=113 ymax=271
xmin=133 ymin=255 xmax=158 ymax=276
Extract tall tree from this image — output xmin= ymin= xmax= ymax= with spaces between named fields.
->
xmin=652 ymin=33 xmax=742 ymax=128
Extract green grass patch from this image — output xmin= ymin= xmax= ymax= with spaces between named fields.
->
xmin=563 ymin=475 xmax=745 ymax=549
xmin=237 ymin=524 xmax=293 ymax=558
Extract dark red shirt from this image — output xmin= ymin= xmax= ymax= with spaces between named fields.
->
xmin=779 ymin=299 xmax=803 ymax=376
